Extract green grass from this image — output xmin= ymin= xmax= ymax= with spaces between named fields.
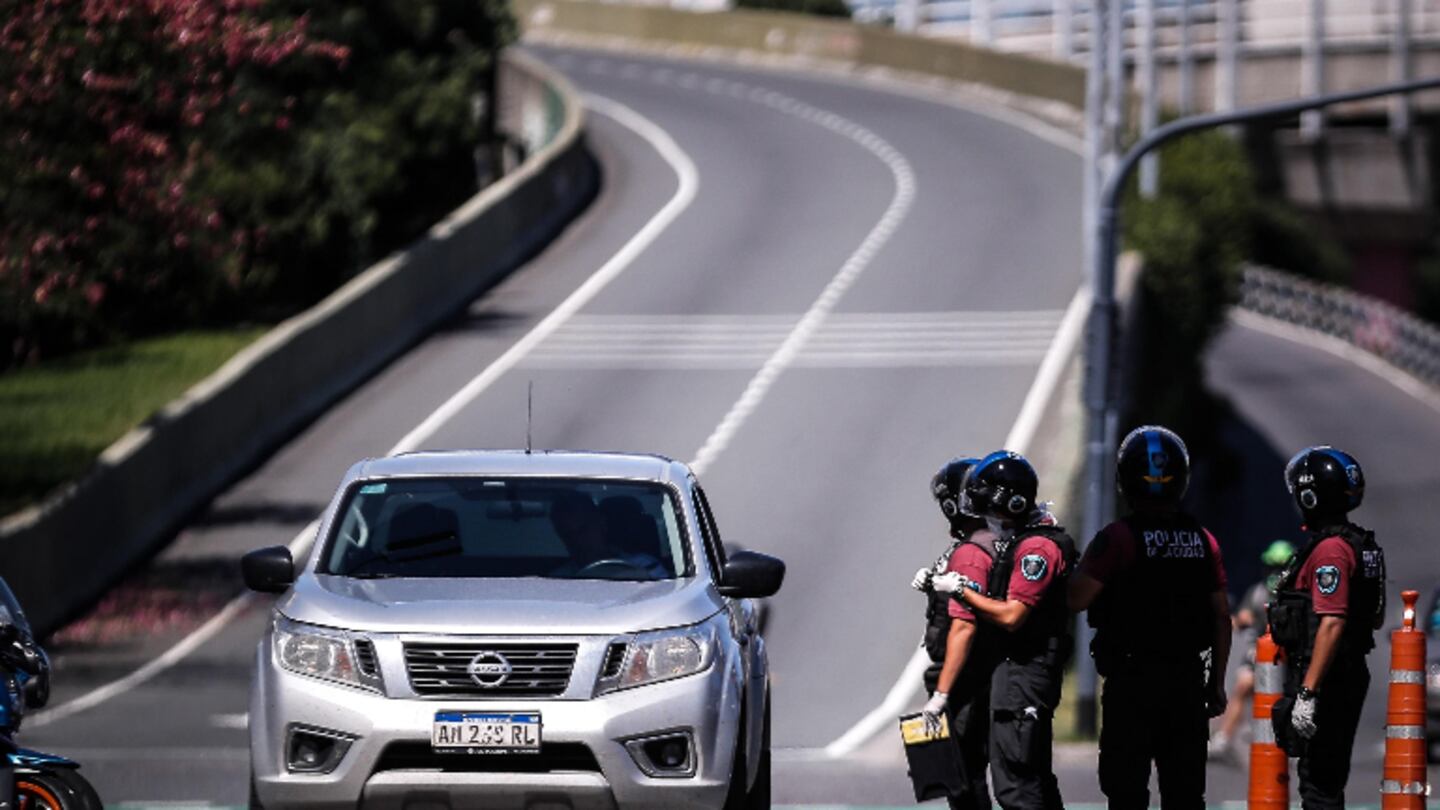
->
xmin=0 ymin=328 xmax=268 ymax=517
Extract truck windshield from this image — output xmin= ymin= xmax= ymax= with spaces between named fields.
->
xmin=319 ymin=477 xmax=689 ymax=581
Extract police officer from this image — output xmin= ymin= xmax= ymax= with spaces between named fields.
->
xmin=1268 ymin=446 xmax=1386 ymax=810
xmin=935 ymin=450 xmax=1074 ymax=810
xmin=1067 ymin=425 xmax=1232 ymax=810
xmin=910 ymin=457 xmax=1000 ymax=810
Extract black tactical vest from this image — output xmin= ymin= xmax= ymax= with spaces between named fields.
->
xmin=1268 ymin=523 xmax=1386 ymax=662
xmin=1089 ymin=513 xmax=1219 ymax=663
xmin=923 ymin=532 xmax=999 ymax=663
xmin=988 ymin=524 xmax=1077 ymax=664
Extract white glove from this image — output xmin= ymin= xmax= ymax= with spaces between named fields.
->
xmin=922 ymin=692 xmax=948 ymax=735
xmin=931 ymin=572 xmax=974 ymax=594
xmin=1292 ymin=691 xmax=1317 ymax=739
xmin=911 ymin=567 xmax=934 ymax=592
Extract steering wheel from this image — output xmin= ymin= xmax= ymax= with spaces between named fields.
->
xmin=576 ymin=558 xmax=646 ymax=577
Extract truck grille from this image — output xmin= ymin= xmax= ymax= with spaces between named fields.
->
xmin=374 ymin=741 xmax=600 ymax=773
xmin=403 ymin=642 xmax=578 ymax=697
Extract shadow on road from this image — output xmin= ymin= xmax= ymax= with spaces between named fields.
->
xmin=1186 ymin=393 xmax=1303 ymax=597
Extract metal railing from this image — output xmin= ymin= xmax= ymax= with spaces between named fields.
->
xmin=854 ymin=0 xmax=1440 ymax=58
xmin=1239 ymin=265 xmax=1440 ymax=387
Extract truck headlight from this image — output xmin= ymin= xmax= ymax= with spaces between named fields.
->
xmin=273 ymin=616 xmax=381 ymax=692
xmin=599 ymin=616 xmax=719 ymax=694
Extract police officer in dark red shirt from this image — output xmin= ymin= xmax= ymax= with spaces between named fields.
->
xmin=1267 ymin=446 xmax=1386 ymax=810
xmin=936 ymin=450 xmax=1074 ymax=810
xmin=910 ymin=457 xmax=1002 ymax=810
xmin=1068 ymin=425 xmax=1233 ymax=810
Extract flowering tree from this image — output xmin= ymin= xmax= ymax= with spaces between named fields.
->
xmin=0 ymin=0 xmax=512 ymax=366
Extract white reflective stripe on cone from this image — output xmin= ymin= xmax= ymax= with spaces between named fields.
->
xmin=1380 ymin=779 xmax=1427 ymax=795
xmin=1254 ymin=662 xmax=1284 ymax=694
xmin=1385 ymin=724 xmax=1425 ymax=739
xmin=1251 ymin=719 xmax=1276 ymax=745
xmin=1389 ymin=669 xmax=1425 ymax=684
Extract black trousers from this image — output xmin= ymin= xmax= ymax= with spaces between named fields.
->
xmin=989 ymin=656 xmax=1065 ymax=810
xmin=925 ymin=665 xmax=993 ymax=810
xmin=1294 ymin=657 xmax=1371 ymax=810
xmin=1097 ymin=656 xmax=1208 ymax=810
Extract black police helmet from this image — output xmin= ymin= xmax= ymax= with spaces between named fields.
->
xmin=1116 ymin=425 xmax=1191 ymax=506
xmin=962 ymin=451 xmax=1039 ymax=521
xmin=931 ymin=457 xmax=978 ymax=521
xmin=1284 ymin=446 xmax=1364 ymax=519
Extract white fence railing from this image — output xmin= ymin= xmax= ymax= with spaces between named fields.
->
xmin=1240 ymin=266 xmax=1440 ymax=386
xmin=851 ymin=0 xmax=1440 ymax=61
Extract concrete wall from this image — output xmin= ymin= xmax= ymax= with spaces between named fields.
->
xmin=515 ymin=0 xmax=1086 ymax=109
xmin=0 ymin=50 xmax=596 ymax=637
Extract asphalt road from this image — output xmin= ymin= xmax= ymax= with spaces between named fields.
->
xmin=22 ymin=44 xmax=1086 ymax=807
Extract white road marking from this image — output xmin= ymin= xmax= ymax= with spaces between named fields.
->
xmin=521 ymin=310 xmax=1063 ymax=369
xmin=27 ymin=593 xmax=259 ymax=728
xmin=29 ymin=94 xmax=698 ymax=728
xmin=820 ymin=283 xmax=1091 ymax=758
xmin=388 ymin=95 xmax=700 ymax=455
xmin=210 ymin=712 xmax=249 ymax=729
xmin=688 ymin=88 xmax=918 ymax=476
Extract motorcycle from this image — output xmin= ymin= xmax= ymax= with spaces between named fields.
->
xmin=0 ymin=577 xmax=101 ymax=810
xmin=8 ymin=749 xmax=102 ymax=810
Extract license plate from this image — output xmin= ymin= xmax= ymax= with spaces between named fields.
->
xmin=432 ymin=711 xmax=542 ymax=753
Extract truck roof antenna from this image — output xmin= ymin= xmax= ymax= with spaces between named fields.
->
xmin=526 ymin=380 xmax=534 ymax=455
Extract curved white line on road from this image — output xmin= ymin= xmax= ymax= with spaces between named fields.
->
xmin=389 ymin=94 xmax=701 ymax=455
xmin=820 ymin=283 xmax=1091 ymax=759
xmin=688 ymin=88 xmax=917 ymax=476
xmin=29 ymin=94 xmax=699 ymax=729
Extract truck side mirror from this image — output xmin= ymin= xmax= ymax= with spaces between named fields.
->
xmin=718 ymin=551 xmax=785 ymax=599
xmin=242 ymin=546 xmax=295 ymax=594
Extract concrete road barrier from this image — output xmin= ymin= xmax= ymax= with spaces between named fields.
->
xmin=514 ymin=0 xmax=1085 ymax=110
xmin=0 ymin=50 xmax=596 ymax=637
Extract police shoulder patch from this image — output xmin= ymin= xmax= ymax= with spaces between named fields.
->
xmin=1315 ymin=564 xmax=1342 ymax=595
xmin=1020 ymin=553 xmax=1048 ymax=581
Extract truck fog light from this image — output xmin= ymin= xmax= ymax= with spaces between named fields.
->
xmin=286 ymin=725 xmax=356 ymax=774
xmin=625 ymin=731 xmax=695 ymax=778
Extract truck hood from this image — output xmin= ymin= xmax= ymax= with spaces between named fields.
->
xmin=278 ymin=574 xmax=723 ymax=635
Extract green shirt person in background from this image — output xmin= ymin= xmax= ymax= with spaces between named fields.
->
xmin=1208 ymin=540 xmax=1296 ymax=761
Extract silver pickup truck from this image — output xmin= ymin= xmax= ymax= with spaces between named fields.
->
xmin=243 ymin=450 xmax=784 ymax=810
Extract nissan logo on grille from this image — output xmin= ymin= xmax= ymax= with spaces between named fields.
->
xmin=466 ymin=651 xmax=513 ymax=688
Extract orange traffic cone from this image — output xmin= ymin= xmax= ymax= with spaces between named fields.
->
xmin=1381 ymin=590 xmax=1429 ymax=809
xmin=1248 ymin=632 xmax=1290 ymax=810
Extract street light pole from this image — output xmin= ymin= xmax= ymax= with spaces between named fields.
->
xmin=1078 ymin=74 xmax=1440 ymax=739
